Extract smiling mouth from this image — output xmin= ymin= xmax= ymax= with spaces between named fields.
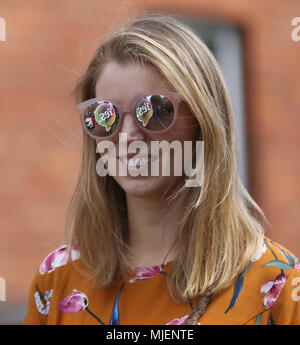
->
xmin=118 ymin=156 xmax=158 ymax=168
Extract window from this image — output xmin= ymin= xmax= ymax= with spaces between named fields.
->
xmin=185 ymin=18 xmax=248 ymax=189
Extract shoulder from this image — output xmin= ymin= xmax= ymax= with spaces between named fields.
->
xmin=257 ymin=237 xmax=300 ymax=324
xmin=247 ymin=236 xmax=300 ymax=306
xmin=223 ymin=236 xmax=300 ymax=324
xmin=250 ymin=236 xmax=299 ymax=275
xmin=25 ymin=243 xmax=82 ymax=323
xmin=34 ymin=243 xmax=82 ymax=292
xmin=254 ymin=236 xmax=300 ymax=287
xmin=38 ymin=243 xmax=80 ymax=275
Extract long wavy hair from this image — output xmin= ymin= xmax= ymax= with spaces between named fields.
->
xmin=66 ymin=13 xmax=269 ymax=324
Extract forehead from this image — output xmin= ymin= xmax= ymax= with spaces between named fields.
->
xmin=95 ymin=61 xmax=171 ymax=103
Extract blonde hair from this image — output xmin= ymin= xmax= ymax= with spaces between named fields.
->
xmin=67 ymin=13 xmax=269 ymax=324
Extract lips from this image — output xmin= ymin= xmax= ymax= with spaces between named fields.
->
xmin=118 ymin=155 xmax=158 ymax=168
xmin=117 ymin=151 xmax=159 ymax=168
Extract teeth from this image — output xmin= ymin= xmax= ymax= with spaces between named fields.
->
xmin=120 ymin=157 xmax=157 ymax=167
xmin=128 ymin=158 xmax=147 ymax=167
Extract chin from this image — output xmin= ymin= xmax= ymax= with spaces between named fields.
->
xmin=114 ymin=175 xmax=180 ymax=200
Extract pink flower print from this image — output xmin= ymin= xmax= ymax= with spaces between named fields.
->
xmin=39 ymin=244 xmax=80 ymax=275
xmin=296 ymin=261 xmax=300 ymax=272
xmin=59 ymin=290 xmax=105 ymax=324
xmin=166 ymin=315 xmax=200 ymax=325
xmin=59 ymin=289 xmax=88 ymax=313
xmin=129 ymin=264 xmax=165 ymax=283
xmin=69 ymin=243 xmax=80 ymax=261
xmin=251 ymin=240 xmax=267 ymax=262
xmin=260 ymin=273 xmax=288 ymax=309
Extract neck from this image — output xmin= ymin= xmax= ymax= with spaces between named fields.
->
xmin=126 ymin=194 xmax=180 ymax=267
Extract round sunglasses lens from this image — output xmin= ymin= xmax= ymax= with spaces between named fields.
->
xmin=83 ymin=101 xmax=119 ymax=138
xmin=136 ymin=95 xmax=174 ymax=131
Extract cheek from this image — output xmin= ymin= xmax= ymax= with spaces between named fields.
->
xmin=96 ymin=138 xmax=118 ymax=153
xmin=166 ymin=122 xmax=200 ymax=143
xmin=171 ymin=106 xmax=200 ymax=142
xmin=95 ymin=139 xmax=119 ymax=171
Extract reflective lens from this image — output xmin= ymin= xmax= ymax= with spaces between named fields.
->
xmin=83 ymin=101 xmax=119 ymax=137
xmin=82 ymin=94 xmax=175 ymax=139
xmin=136 ymin=95 xmax=174 ymax=131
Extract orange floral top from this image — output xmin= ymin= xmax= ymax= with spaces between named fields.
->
xmin=24 ymin=236 xmax=300 ymax=325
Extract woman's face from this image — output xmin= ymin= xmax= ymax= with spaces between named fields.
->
xmin=95 ymin=61 xmax=199 ymax=200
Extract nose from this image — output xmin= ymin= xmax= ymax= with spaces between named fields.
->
xmin=119 ymin=112 xmax=145 ymax=142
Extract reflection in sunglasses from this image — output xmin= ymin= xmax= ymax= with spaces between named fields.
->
xmin=81 ymin=94 xmax=176 ymax=138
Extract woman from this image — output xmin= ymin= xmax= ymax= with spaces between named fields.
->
xmin=25 ymin=14 xmax=300 ymax=325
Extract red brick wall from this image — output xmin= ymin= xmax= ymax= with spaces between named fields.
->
xmin=0 ymin=0 xmax=299 ymax=306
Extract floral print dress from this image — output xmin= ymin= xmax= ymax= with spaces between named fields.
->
xmin=24 ymin=237 xmax=300 ymax=325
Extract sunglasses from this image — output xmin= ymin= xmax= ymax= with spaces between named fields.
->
xmin=77 ymin=90 xmax=182 ymax=140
